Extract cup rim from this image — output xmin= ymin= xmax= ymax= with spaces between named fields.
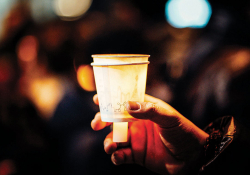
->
xmin=91 ymin=54 xmax=150 ymax=58
xmin=91 ymin=61 xmax=150 ymax=66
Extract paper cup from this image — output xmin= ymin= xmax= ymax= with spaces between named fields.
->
xmin=91 ymin=54 xmax=150 ymax=142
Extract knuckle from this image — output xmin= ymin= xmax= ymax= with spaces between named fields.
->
xmin=146 ymin=102 xmax=159 ymax=113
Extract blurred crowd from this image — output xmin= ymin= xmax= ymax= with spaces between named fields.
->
xmin=0 ymin=0 xmax=250 ymax=174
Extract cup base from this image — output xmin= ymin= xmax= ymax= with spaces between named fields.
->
xmin=101 ymin=117 xmax=138 ymax=122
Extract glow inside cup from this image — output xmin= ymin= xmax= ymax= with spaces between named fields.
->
xmin=91 ymin=54 xmax=150 ymax=142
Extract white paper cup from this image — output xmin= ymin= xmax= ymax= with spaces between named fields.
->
xmin=91 ymin=54 xmax=150 ymax=142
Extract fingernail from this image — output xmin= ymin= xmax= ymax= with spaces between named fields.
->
xmin=127 ymin=101 xmax=141 ymax=111
xmin=112 ymin=151 xmax=124 ymax=165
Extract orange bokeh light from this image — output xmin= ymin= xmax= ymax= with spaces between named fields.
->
xmin=77 ymin=65 xmax=96 ymax=91
xmin=17 ymin=35 xmax=38 ymax=62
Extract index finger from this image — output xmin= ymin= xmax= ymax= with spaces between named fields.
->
xmin=91 ymin=112 xmax=112 ymax=130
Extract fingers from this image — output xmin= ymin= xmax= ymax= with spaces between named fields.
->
xmin=92 ymin=113 xmax=134 ymax=165
xmin=111 ymin=148 xmax=134 ymax=165
xmin=91 ymin=112 xmax=112 ymax=131
xmin=104 ymin=128 xmax=130 ymax=154
xmin=126 ymin=99 xmax=183 ymax=128
xmin=104 ymin=132 xmax=118 ymax=154
xmin=104 ymin=133 xmax=134 ymax=165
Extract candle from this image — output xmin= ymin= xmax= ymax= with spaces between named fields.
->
xmin=113 ymin=122 xmax=128 ymax=142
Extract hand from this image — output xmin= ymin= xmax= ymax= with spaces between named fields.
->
xmin=91 ymin=94 xmax=209 ymax=175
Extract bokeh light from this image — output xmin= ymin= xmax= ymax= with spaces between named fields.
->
xmin=165 ymin=0 xmax=212 ymax=28
xmin=53 ymin=0 xmax=92 ymax=20
xmin=17 ymin=35 xmax=38 ymax=62
xmin=77 ymin=65 xmax=96 ymax=91
xmin=28 ymin=77 xmax=65 ymax=119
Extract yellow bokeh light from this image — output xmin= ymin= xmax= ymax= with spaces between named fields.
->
xmin=28 ymin=77 xmax=65 ymax=119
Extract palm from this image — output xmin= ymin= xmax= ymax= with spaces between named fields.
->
xmin=129 ymin=120 xmax=185 ymax=175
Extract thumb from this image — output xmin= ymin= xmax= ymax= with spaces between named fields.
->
xmin=126 ymin=101 xmax=183 ymax=129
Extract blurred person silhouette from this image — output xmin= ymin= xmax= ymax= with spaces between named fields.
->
xmin=0 ymin=53 xmax=59 ymax=175
xmin=167 ymin=0 xmax=250 ymax=129
xmin=25 ymin=19 xmax=109 ymax=175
